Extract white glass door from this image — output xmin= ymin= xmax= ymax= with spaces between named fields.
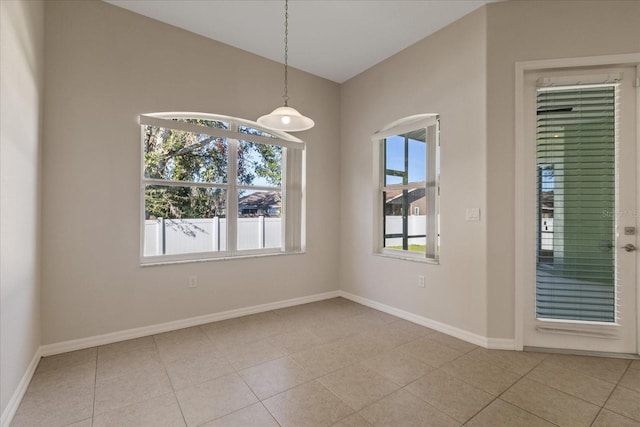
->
xmin=523 ymin=67 xmax=638 ymax=354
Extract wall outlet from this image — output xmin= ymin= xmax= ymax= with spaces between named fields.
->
xmin=188 ymin=275 xmax=197 ymax=288
xmin=418 ymin=275 xmax=425 ymax=288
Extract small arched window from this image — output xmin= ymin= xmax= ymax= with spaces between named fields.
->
xmin=140 ymin=113 xmax=305 ymax=264
xmin=373 ymin=114 xmax=440 ymax=262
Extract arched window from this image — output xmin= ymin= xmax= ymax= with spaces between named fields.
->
xmin=140 ymin=113 xmax=305 ymax=263
xmin=373 ymin=114 xmax=440 ymax=262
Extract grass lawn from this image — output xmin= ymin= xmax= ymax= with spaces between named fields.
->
xmin=387 ymin=245 xmax=426 ymax=252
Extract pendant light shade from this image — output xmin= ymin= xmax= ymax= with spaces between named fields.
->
xmin=257 ymin=106 xmax=315 ymax=132
xmin=257 ymin=0 xmax=314 ymax=132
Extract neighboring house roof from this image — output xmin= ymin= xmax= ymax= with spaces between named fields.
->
xmin=385 ymin=181 xmax=427 ymax=205
xmin=540 ymin=191 xmax=554 ymax=212
xmin=238 ymin=191 xmax=281 ymax=209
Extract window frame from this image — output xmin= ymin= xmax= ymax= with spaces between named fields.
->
xmin=139 ymin=112 xmax=305 ymax=265
xmin=373 ymin=114 xmax=440 ymax=263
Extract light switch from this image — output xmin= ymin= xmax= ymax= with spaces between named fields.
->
xmin=466 ymin=208 xmax=480 ymax=221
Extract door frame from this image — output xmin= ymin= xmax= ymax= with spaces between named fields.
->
xmin=514 ymin=53 xmax=640 ymax=353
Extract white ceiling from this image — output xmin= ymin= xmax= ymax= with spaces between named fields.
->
xmin=104 ymin=0 xmax=497 ymax=83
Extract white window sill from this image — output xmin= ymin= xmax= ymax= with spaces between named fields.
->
xmin=140 ymin=250 xmax=305 ymax=267
xmin=374 ymin=251 xmax=440 ymax=265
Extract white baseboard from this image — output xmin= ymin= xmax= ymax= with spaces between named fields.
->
xmin=41 ymin=290 xmax=340 ymax=357
xmin=5 ymin=289 xmax=516 ymax=427
xmin=486 ymin=338 xmax=517 ymax=350
xmin=338 ymin=290 xmax=516 ymax=350
xmin=2 ymin=290 xmax=340 ymax=427
xmin=3 ymin=289 xmax=518 ymax=427
xmin=1 ymin=347 xmax=42 ymax=427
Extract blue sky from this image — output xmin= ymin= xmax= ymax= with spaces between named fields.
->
xmin=385 ymin=135 xmax=426 ymax=185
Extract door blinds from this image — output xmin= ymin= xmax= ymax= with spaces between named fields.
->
xmin=535 ymin=82 xmax=618 ymax=323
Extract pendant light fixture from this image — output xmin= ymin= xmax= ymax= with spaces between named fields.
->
xmin=258 ymin=0 xmax=314 ymax=132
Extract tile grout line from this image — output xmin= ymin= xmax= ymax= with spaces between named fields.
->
xmin=243 ymin=313 xmax=433 ymax=425
xmin=91 ymin=349 xmax=98 ymax=427
xmin=343 ymin=339 xmax=463 ymax=424
xmin=589 ymin=361 xmax=634 ymax=426
xmin=522 ymin=362 xmax=624 ymax=411
xmin=95 ymin=338 xmax=189 ymax=425
xmin=259 ymin=391 xmax=285 ymax=427
xmin=198 ymin=319 xmax=283 ymax=426
xmin=482 ymin=352 xmax=568 ymax=425
xmin=457 ymin=351 xmax=558 ymax=426
xmin=403 ymin=344 xmax=481 ymax=394
xmin=315 ymin=320 xmax=466 ymax=422
xmin=493 ymin=352 xmax=633 ymax=427
xmin=158 ymin=311 xmax=397 ymax=426
xmin=461 ymin=377 xmax=562 ymax=426
xmin=307 ymin=378 xmax=360 ymax=424
xmin=393 ymin=379 xmax=461 ymax=425
xmin=461 ymin=372 xmax=524 ymax=426
xmin=152 ymin=334 xmax=190 ymax=427
xmin=29 ymin=301 xmax=636 ymax=427
xmin=543 ymin=356 xmax=629 ymax=385
xmin=401 ymin=358 xmax=497 ymax=426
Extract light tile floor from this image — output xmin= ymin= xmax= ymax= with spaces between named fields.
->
xmin=11 ymin=298 xmax=640 ymax=427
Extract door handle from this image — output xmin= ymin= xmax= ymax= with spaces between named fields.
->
xmin=622 ymin=243 xmax=637 ymax=252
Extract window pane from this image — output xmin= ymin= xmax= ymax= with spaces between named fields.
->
xmin=385 ymin=174 xmax=403 ymax=185
xmin=238 ymin=141 xmax=283 ymax=187
xmin=385 ymin=135 xmax=405 ymax=171
xmin=140 ymin=114 xmax=305 ymax=262
xmin=378 ymin=116 xmax=438 ymax=261
xmin=383 ymin=188 xmax=426 ymax=253
xmin=237 ymin=190 xmax=282 ymax=250
xmin=144 ymin=125 xmax=228 ymax=184
xmin=383 ymin=132 xmax=426 ymax=187
xmin=144 ymin=185 xmax=227 ymax=256
xmin=407 ymin=136 xmax=426 ymax=186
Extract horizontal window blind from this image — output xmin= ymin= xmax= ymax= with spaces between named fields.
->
xmin=536 ymin=84 xmax=618 ymax=323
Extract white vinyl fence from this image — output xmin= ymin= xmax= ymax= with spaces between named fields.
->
xmin=385 ymin=215 xmax=427 ymax=246
xmin=146 ymin=215 xmax=436 ymax=256
xmin=540 ymin=218 xmax=554 ymax=251
xmin=144 ymin=217 xmax=281 ymax=256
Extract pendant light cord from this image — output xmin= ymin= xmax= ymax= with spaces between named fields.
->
xmin=257 ymin=0 xmax=314 ymax=131
xmin=283 ymin=0 xmax=289 ymax=106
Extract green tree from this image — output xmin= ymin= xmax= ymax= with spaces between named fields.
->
xmin=251 ymin=142 xmax=282 ymax=187
xmin=143 ymin=119 xmax=281 ymax=221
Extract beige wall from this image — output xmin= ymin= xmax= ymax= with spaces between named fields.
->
xmin=339 ymin=8 xmax=489 ymax=336
xmin=0 ymin=0 xmax=44 ymax=415
xmin=485 ymin=0 xmax=640 ymax=339
xmin=41 ymin=0 xmax=340 ymax=344
xmin=340 ymin=0 xmax=640 ymax=343
xmin=8 ymin=0 xmax=638 ymax=380
xmin=2 ymin=0 xmax=637 ymax=420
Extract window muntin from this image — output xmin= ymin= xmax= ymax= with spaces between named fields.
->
xmin=141 ymin=113 xmax=304 ymax=264
xmin=375 ymin=115 xmax=440 ymax=261
xmin=238 ymin=125 xmax=276 ymax=139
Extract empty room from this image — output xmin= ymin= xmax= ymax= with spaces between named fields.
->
xmin=1 ymin=0 xmax=639 ymax=426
